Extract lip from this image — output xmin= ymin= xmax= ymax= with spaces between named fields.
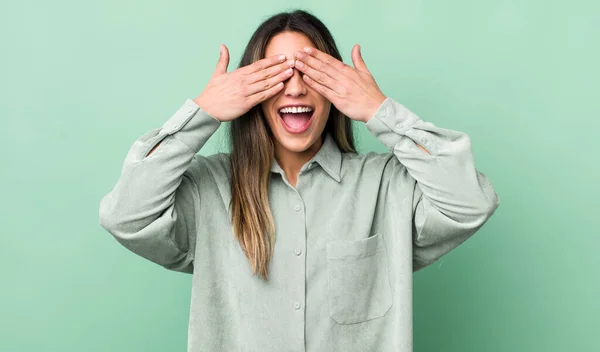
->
xmin=277 ymin=106 xmax=315 ymax=134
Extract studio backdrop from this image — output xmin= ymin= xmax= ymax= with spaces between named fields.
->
xmin=1 ymin=0 xmax=598 ymax=351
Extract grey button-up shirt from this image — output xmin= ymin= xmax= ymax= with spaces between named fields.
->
xmin=99 ymin=97 xmax=499 ymax=352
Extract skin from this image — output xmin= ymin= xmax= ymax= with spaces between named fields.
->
xmin=261 ymin=32 xmax=332 ymax=187
xmin=292 ymin=41 xmax=431 ymax=155
xmin=151 ymin=33 xmax=430 ymax=186
xmin=194 ymin=44 xmax=293 ymax=122
xmin=148 ymin=44 xmax=293 ymax=156
xmin=262 ymin=32 xmax=428 ymax=187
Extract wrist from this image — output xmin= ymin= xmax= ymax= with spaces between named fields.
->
xmin=193 ymin=96 xmax=222 ymax=122
xmin=362 ymin=95 xmax=387 ymax=123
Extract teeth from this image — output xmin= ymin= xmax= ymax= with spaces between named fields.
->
xmin=279 ymin=106 xmax=314 ymax=114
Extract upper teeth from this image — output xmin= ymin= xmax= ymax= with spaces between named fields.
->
xmin=279 ymin=106 xmax=313 ymax=114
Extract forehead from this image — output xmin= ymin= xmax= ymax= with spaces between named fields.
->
xmin=264 ymin=31 xmax=314 ymax=57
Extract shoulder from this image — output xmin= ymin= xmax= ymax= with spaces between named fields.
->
xmin=341 ymin=150 xmax=398 ymax=169
xmin=341 ymin=150 xmax=410 ymax=180
xmin=185 ymin=152 xmax=231 ymax=185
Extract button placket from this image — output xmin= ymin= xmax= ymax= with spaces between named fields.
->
xmin=289 ymin=191 xmax=306 ymax=326
xmin=292 ymin=200 xmax=305 ymax=256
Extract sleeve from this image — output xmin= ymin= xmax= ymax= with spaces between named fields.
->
xmin=365 ymin=97 xmax=500 ymax=272
xmin=98 ymin=98 xmax=221 ymax=274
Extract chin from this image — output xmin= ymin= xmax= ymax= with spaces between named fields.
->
xmin=274 ymin=134 xmax=320 ymax=153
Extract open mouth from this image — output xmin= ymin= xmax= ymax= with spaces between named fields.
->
xmin=277 ymin=106 xmax=314 ymax=132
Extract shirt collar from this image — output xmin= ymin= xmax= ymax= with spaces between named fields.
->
xmin=270 ymin=132 xmax=342 ymax=183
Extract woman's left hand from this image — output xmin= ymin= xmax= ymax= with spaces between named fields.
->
xmin=293 ymin=44 xmax=387 ymax=123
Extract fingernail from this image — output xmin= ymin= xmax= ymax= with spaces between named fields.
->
xmin=278 ymin=54 xmax=286 ymax=61
xmin=303 ymin=47 xmax=311 ymax=54
xmin=285 ymin=68 xmax=293 ymax=74
xmin=295 ymin=60 xmax=304 ymax=68
xmin=287 ymin=59 xmax=295 ymax=67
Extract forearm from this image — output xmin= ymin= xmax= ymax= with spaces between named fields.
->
xmin=146 ymin=140 xmax=162 ymax=156
xmin=100 ymin=98 xmax=220 ymax=225
xmin=98 ymin=98 xmax=221 ymax=271
xmin=366 ymin=97 xmax=498 ymax=222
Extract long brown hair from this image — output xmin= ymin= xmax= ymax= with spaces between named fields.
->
xmin=229 ymin=10 xmax=356 ymax=281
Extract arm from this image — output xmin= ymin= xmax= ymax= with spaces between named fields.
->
xmin=291 ymin=45 xmax=499 ymax=271
xmin=99 ymin=45 xmax=293 ymax=273
xmin=98 ymin=98 xmax=221 ymax=273
xmin=365 ymin=98 xmax=500 ymax=271
xmin=144 ymin=98 xmax=206 ymax=157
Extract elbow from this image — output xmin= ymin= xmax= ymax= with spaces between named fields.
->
xmin=99 ymin=195 xmax=116 ymax=231
xmin=99 ymin=193 xmax=124 ymax=233
xmin=462 ymin=192 xmax=499 ymax=233
xmin=474 ymin=171 xmax=500 ymax=221
xmin=479 ymin=189 xmax=500 ymax=221
xmin=98 ymin=194 xmax=134 ymax=237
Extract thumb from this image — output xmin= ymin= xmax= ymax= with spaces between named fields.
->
xmin=351 ymin=44 xmax=369 ymax=73
xmin=213 ymin=44 xmax=230 ymax=76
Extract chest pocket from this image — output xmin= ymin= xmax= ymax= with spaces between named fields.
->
xmin=326 ymin=233 xmax=393 ymax=325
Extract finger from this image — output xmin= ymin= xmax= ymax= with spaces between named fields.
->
xmin=246 ymin=67 xmax=294 ymax=96
xmin=351 ymin=44 xmax=369 ymax=73
xmin=246 ymin=81 xmax=285 ymax=106
xmin=302 ymin=74 xmax=337 ymax=102
xmin=246 ymin=59 xmax=295 ymax=84
xmin=293 ymin=51 xmax=344 ymax=83
xmin=241 ymin=54 xmax=287 ymax=75
xmin=213 ymin=44 xmax=230 ymax=77
xmin=294 ymin=59 xmax=340 ymax=94
xmin=297 ymin=47 xmax=350 ymax=76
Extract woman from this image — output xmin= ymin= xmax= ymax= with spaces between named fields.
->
xmin=99 ymin=9 xmax=499 ymax=352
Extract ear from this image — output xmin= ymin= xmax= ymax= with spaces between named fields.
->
xmin=351 ymin=44 xmax=369 ymax=73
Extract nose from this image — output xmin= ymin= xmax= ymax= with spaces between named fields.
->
xmin=283 ymin=68 xmax=307 ymax=97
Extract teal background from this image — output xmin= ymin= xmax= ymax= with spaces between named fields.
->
xmin=1 ymin=0 xmax=598 ymax=351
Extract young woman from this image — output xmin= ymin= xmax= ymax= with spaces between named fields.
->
xmin=99 ymin=9 xmax=499 ymax=352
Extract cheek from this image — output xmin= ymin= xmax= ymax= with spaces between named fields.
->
xmin=260 ymin=102 xmax=279 ymax=131
xmin=261 ymin=93 xmax=281 ymax=117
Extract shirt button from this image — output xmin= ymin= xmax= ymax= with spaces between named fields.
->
xmin=294 ymin=248 xmax=302 ymax=256
xmin=395 ymin=123 xmax=402 ymax=129
xmin=186 ymin=106 xmax=194 ymax=113
xmin=294 ymin=302 xmax=301 ymax=310
xmin=294 ymin=204 xmax=302 ymax=212
xmin=381 ymin=108 xmax=389 ymax=117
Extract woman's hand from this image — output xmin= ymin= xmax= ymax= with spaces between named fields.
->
xmin=293 ymin=44 xmax=387 ymax=123
xmin=194 ymin=44 xmax=295 ymax=122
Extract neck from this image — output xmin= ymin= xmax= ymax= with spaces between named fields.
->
xmin=274 ymin=136 xmax=323 ymax=187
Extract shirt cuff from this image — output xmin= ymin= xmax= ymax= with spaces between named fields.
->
xmin=365 ymin=97 xmax=423 ymax=150
xmin=159 ymin=98 xmax=222 ymax=153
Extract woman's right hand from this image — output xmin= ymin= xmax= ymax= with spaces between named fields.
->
xmin=193 ymin=44 xmax=295 ymax=122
